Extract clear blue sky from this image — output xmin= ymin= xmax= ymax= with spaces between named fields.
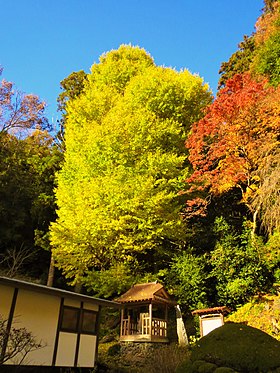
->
xmin=1 ymin=0 xmax=263 ymax=126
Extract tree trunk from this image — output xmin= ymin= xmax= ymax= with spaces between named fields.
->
xmin=47 ymin=252 xmax=55 ymax=287
xmin=74 ymin=282 xmax=82 ymax=293
xmin=175 ymin=305 xmax=189 ymax=346
xmin=252 ymin=205 xmax=260 ymax=238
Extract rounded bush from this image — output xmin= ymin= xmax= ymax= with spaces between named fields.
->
xmin=191 ymin=323 xmax=280 ymax=372
xmin=176 ymin=360 xmax=194 ymax=373
xmin=198 ymin=362 xmax=217 ymax=373
xmin=192 ymin=360 xmax=207 ymax=370
xmin=214 ymin=368 xmax=235 ymax=373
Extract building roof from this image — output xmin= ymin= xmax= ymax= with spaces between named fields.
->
xmin=116 ymin=282 xmax=176 ymax=305
xmin=0 ymin=276 xmax=121 ymax=308
xmin=192 ymin=306 xmax=230 ymax=316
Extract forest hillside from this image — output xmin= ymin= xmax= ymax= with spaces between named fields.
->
xmin=0 ymin=0 xmax=279 ymax=334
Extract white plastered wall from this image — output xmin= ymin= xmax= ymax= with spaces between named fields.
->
xmin=55 ymin=332 xmax=77 ymax=367
xmin=78 ymin=334 xmax=96 ymax=367
xmin=0 ymin=283 xmax=100 ymax=368
xmin=8 ymin=288 xmax=60 ymax=365
xmin=201 ymin=315 xmax=223 ymax=337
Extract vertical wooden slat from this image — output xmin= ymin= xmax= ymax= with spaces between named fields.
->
xmin=149 ymin=303 xmax=152 ymax=336
xmin=94 ymin=305 xmax=101 ymax=364
xmin=165 ymin=305 xmax=168 ymax=337
xmin=74 ymin=301 xmax=83 ymax=367
xmin=120 ymin=308 xmax=124 ymax=336
xmin=52 ymin=297 xmax=64 ymax=366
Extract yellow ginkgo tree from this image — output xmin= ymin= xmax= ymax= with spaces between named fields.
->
xmin=50 ymin=45 xmax=212 ymax=293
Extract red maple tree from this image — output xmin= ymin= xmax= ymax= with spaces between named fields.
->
xmin=185 ymin=73 xmax=280 ymax=223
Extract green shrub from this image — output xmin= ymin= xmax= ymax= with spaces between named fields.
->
xmin=191 ymin=323 xmax=280 ymax=372
xmin=176 ymin=359 xmax=195 ymax=373
xmin=227 ymin=294 xmax=280 ymax=341
xmin=213 ymin=368 xmax=235 ymax=373
xmin=198 ymin=362 xmax=217 ymax=373
xmin=192 ymin=360 xmax=207 ymax=370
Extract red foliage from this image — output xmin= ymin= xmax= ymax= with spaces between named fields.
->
xmin=186 ymin=73 xmax=279 ymax=198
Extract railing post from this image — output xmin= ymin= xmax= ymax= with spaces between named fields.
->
xmin=149 ymin=303 xmax=152 ymax=336
xmin=128 ymin=315 xmax=131 ymax=334
xmin=120 ymin=308 xmax=124 ymax=336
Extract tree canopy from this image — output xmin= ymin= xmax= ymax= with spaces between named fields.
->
xmin=186 ymin=73 xmax=280 ymax=232
xmin=50 ymin=45 xmax=212 ymax=288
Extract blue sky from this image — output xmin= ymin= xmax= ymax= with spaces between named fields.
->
xmin=1 ymin=0 xmax=263 ymax=126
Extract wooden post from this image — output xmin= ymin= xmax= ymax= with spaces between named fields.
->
xmin=120 ymin=308 xmax=124 ymax=336
xmin=165 ymin=304 xmax=168 ymax=337
xmin=149 ymin=303 xmax=152 ymax=336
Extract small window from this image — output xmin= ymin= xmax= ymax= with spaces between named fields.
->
xmin=81 ymin=310 xmax=97 ymax=334
xmin=61 ymin=306 xmax=79 ymax=332
xmin=60 ymin=306 xmax=97 ymax=335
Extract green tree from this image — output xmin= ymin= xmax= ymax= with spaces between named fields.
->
xmin=209 ymin=217 xmax=273 ymax=307
xmin=57 ymin=70 xmax=88 ymax=113
xmin=167 ymin=251 xmax=208 ymax=310
xmin=218 ymin=1 xmax=280 ymax=89
xmin=218 ymin=35 xmax=256 ymax=89
xmin=253 ymin=30 xmax=280 ymax=86
xmin=50 ymin=45 xmax=212 ymax=290
xmin=0 ymin=130 xmax=61 ymax=280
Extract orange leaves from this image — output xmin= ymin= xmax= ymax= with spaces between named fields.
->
xmin=186 ymin=73 xmax=280 ymax=198
xmin=255 ymin=1 xmax=280 ymax=46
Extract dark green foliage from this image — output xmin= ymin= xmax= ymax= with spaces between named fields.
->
xmin=107 ymin=343 xmax=121 ymax=356
xmin=0 ymin=131 xmax=61 ymax=278
xmin=219 ymin=1 xmax=280 ymax=88
xmin=192 ymin=360 xmax=208 ymax=371
xmin=209 ymin=218 xmax=273 ymax=307
xmin=176 ymin=360 xmax=194 ymax=373
xmin=167 ymin=251 xmax=208 ymax=310
xmin=57 ymin=70 xmax=88 ymax=113
xmin=189 ymin=323 xmax=280 ymax=372
xmin=197 ymin=362 xmax=217 ymax=373
xmin=218 ymin=36 xmax=255 ymax=89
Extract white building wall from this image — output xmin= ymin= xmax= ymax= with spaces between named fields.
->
xmin=78 ymin=334 xmax=97 ymax=367
xmin=10 ymin=288 xmax=60 ymax=365
xmin=0 ymin=282 xmax=102 ymax=368
xmin=55 ymin=332 xmax=77 ymax=366
xmin=201 ymin=315 xmax=224 ymax=337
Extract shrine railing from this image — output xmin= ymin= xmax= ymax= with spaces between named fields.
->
xmin=121 ymin=317 xmax=167 ymax=337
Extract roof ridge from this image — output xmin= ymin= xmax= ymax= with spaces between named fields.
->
xmin=133 ymin=281 xmax=160 ymax=287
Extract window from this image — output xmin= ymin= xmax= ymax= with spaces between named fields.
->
xmin=60 ymin=306 xmax=97 ymax=335
xmin=81 ymin=310 xmax=97 ymax=334
xmin=61 ymin=306 xmax=80 ymax=332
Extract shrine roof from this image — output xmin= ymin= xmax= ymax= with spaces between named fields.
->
xmin=192 ymin=306 xmax=230 ymax=316
xmin=116 ymin=282 xmax=176 ymax=305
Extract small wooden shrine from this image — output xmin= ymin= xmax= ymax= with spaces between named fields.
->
xmin=192 ymin=306 xmax=230 ymax=337
xmin=116 ymin=282 xmax=176 ymax=343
